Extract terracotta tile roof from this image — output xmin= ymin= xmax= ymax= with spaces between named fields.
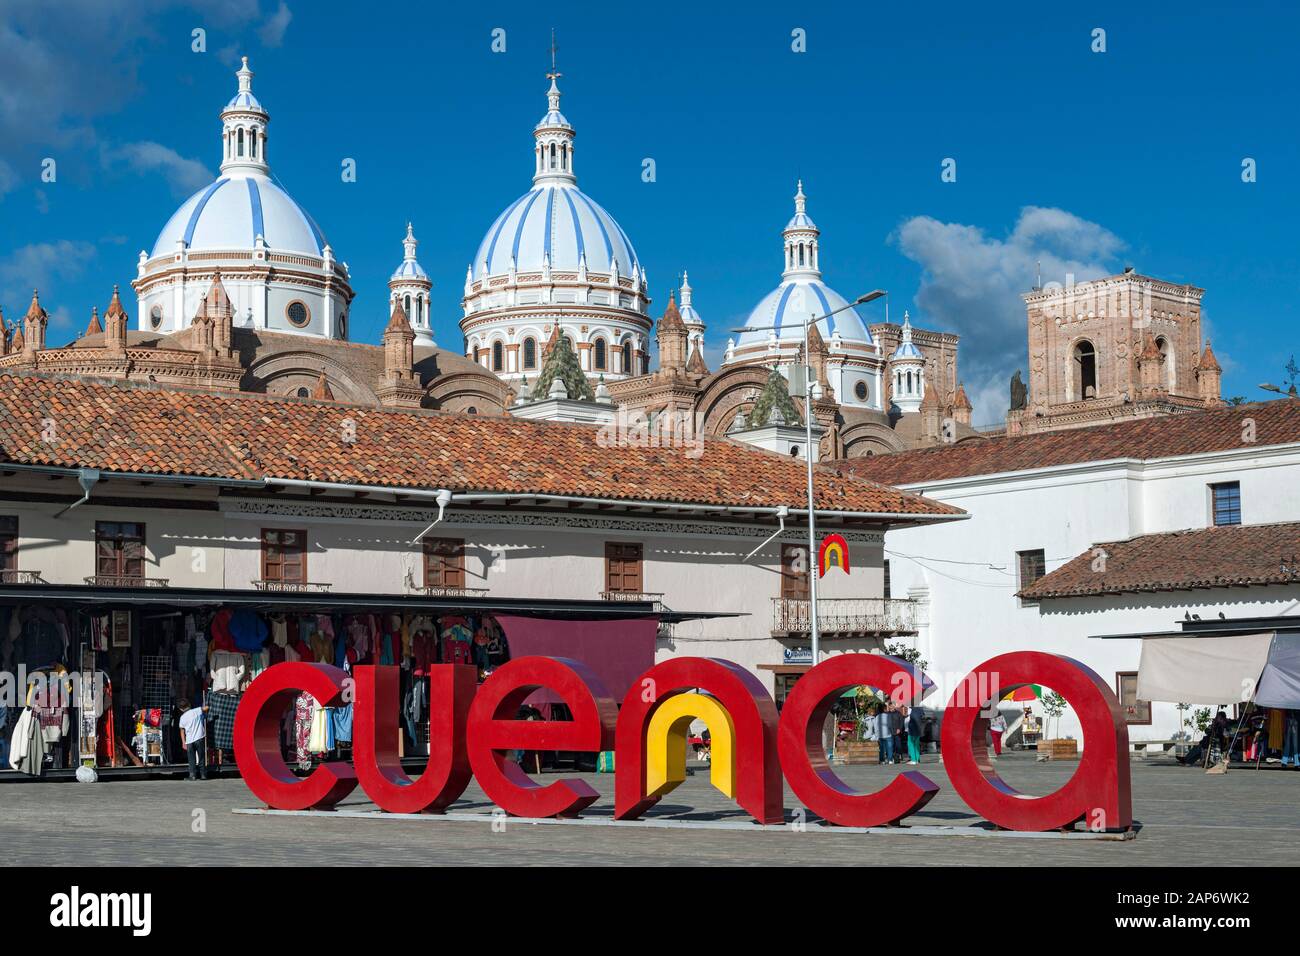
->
xmin=0 ymin=371 xmax=963 ymax=520
xmin=1019 ymin=521 xmax=1300 ymax=600
xmin=844 ymin=399 xmax=1300 ymax=486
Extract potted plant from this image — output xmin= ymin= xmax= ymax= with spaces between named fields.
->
xmin=1037 ymin=691 xmax=1079 ymax=759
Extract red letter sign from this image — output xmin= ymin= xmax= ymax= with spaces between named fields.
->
xmin=778 ymin=653 xmax=940 ymax=827
xmin=233 ymin=662 xmax=358 ymax=811
xmin=352 ymin=664 xmax=476 ymax=814
xmin=466 ymin=657 xmax=616 ymax=818
xmin=941 ymin=652 xmax=1132 ymax=832
xmin=615 ymin=658 xmax=783 ymax=824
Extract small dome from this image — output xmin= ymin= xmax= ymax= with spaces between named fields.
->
xmin=473 ymin=183 xmax=639 ymax=277
xmin=151 ymin=174 xmax=327 ymax=259
xmin=390 ymin=223 xmax=429 ymax=282
xmin=225 ymin=89 xmax=265 ymax=112
xmin=736 ymin=277 xmax=872 ymax=348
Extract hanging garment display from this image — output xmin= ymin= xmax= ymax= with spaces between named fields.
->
xmin=7 ymin=708 xmax=45 ymax=776
xmin=294 ymin=691 xmax=314 ymax=770
xmin=210 ymin=650 xmax=247 ymax=693
xmin=207 ymin=691 xmax=240 ymax=752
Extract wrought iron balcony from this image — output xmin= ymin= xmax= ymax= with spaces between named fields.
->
xmin=772 ymin=597 xmax=916 ymax=636
xmin=600 ymin=590 xmax=668 ymax=613
xmin=84 ymin=574 xmax=170 ymax=588
xmin=412 ymin=584 xmax=489 ymax=598
xmin=252 ymin=579 xmax=333 ymax=593
xmin=0 ymin=569 xmax=46 ymax=585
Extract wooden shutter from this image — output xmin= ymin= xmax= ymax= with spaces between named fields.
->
xmin=96 ymin=522 xmax=145 ymax=579
xmin=423 ymin=538 xmax=465 ymax=588
xmin=0 ymin=516 xmax=16 ymax=572
xmin=781 ymin=544 xmax=810 ymax=600
xmin=605 ymin=543 xmax=643 ymax=593
xmin=263 ymin=529 xmax=306 ymax=583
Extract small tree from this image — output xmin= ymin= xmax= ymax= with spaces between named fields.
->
xmin=533 ymin=333 xmax=595 ymax=401
xmin=748 ymin=369 xmax=802 ymax=427
xmin=884 ymin=640 xmax=929 ymax=674
xmin=1043 ymin=691 xmax=1068 ymax=739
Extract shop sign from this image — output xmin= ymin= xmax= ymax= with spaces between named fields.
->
xmin=783 ymin=646 xmax=813 ymax=664
xmin=234 ymin=651 xmax=1132 ymax=833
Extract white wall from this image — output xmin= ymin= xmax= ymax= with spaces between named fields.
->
xmin=885 ymin=444 xmax=1300 ymax=743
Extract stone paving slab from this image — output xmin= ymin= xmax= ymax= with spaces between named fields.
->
xmin=1 ymin=755 xmax=1297 ymax=866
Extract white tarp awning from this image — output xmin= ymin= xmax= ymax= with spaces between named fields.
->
xmin=1137 ymin=633 xmax=1274 ymax=705
xmin=1255 ymin=632 xmax=1300 ymax=709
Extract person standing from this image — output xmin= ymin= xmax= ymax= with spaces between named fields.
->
xmin=874 ymin=704 xmax=894 ymax=765
xmin=905 ymin=705 xmax=924 ymax=765
xmin=990 ymin=711 xmax=1007 ymax=757
xmin=1282 ymin=710 xmax=1300 ymax=768
xmin=177 ymin=699 xmax=209 ymax=781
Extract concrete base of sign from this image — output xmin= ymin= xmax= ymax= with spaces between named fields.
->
xmin=232 ymin=807 xmax=1138 ymax=840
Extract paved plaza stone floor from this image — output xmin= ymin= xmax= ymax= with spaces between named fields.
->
xmin=2 ymin=754 xmax=1297 ymax=866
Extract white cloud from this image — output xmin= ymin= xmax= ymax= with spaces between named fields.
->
xmin=258 ymin=2 xmax=293 ymax=47
xmin=101 ymin=141 xmax=213 ymax=197
xmin=0 ymin=240 xmax=99 ymax=317
xmin=892 ymin=206 xmax=1124 ymax=424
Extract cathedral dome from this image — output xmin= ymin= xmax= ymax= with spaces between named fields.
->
xmin=133 ymin=57 xmax=352 ymax=341
xmin=732 ymin=182 xmax=871 ymax=351
xmin=472 ymin=183 xmax=639 ymax=278
xmin=151 ymin=174 xmax=327 ymax=259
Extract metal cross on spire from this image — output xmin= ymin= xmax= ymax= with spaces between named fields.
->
xmin=548 ymin=28 xmax=561 ymax=81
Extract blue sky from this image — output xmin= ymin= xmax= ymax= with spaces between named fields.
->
xmin=2 ymin=0 xmax=1298 ymax=422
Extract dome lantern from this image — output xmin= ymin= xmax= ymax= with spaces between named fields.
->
xmin=220 ymin=57 xmax=270 ymax=175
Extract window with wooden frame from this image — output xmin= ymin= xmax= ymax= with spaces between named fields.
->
xmin=423 ymin=537 xmax=465 ymax=589
xmin=261 ymin=528 xmax=307 ymax=584
xmin=780 ymin=543 xmax=810 ymax=600
xmin=1116 ymin=672 xmax=1152 ymax=725
xmin=605 ymin=542 xmax=643 ymax=594
xmin=95 ymin=521 xmax=146 ymax=580
xmin=0 ymin=516 xmax=17 ymax=572
xmin=1016 ymin=548 xmax=1046 ymax=603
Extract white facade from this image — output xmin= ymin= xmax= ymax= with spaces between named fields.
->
xmin=133 ymin=57 xmax=354 ymax=340
xmin=882 ymin=442 xmax=1300 ymax=744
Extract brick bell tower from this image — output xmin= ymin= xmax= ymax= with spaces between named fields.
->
xmin=1008 ymin=268 xmax=1218 ymax=435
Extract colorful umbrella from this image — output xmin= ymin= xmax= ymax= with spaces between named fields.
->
xmin=1002 ymin=684 xmax=1042 ymax=702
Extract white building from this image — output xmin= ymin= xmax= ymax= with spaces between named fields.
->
xmin=849 ymin=398 xmax=1300 ymax=744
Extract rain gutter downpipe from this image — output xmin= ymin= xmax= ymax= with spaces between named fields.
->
xmin=52 ymin=468 xmax=102 ymax=518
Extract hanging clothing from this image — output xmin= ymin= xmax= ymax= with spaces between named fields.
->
xmin=294 ymin=691 xmax=314 ymax=770
xmin=210 ymin=651 xmax=247 ymax=693
xmin=331 ymin=703 xmax=353 ymax=744
xmin=8 ymin=708 xmax=45 ymax=776
xmin=207 ymin=692 xmax=240 ymax=751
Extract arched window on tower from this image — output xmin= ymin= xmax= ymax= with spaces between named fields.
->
xmin=415 ymin=295 xmax=423 ymax=326
xmin=906 ymin=370 xmax=913 ymax=392
xmin=237 ymin=128 xmax=245 ymax=157
xmin=550 ymin=143 xmax=557 ymax=169
xmin=523 ymin=337 xmax=537 ymax=369
xmin=404 ymin=294 xmax=411 ymax=320
xmin=1073 ymin=340 xmax=1098 ymax=401
xmin=798 ymin=243 xmax=805 ymax=266
xmin=594 ymin=338 xmax=607 ymax=371
xmin=492 ymin=340 xmax=504 ymax=372
xmin=622 ymin=341 xmax=632 ymax=374
xmin=1156 ymin=336 xmax=1174 ymax=389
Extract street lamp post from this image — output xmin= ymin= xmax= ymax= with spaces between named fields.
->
xmin=732 ymin=289 xmax=886 ymax=666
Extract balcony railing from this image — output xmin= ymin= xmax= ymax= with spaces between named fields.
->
xmin=84 ymin=574 xmax=170 ymax=588
xmin=772 ymin=597 xmax=916 ymax=636
xmin=600 ymin=590 xmax=668 ymax=613
xmin=0 ymin=569 xmax=46 ymax=585
xmin=252 ymin=580 xmax=333 ymax=593
xmin=411 ymin=584 xmax=489 ymax=598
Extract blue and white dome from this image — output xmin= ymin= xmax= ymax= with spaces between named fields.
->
xmin=151 ymin=175 xmax=327 ymax=259
xmin=732 ymin=182 xmax=872 ymax=351
xmin=391 ymin=223 xmax=428 ymax=281
xmin=891 ymin=311 xmax=923 ymax=360
xmin=473 ymin=183 xmax=639 ymax=278
xmin=737 ymin=278 xmax=870 ymax=347
xmin=134 ymin=57 xmax=352 ymax=341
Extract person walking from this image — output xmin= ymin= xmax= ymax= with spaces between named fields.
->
xmin=990 ymin=710 xmax=1007 ymax=758
xmin=891 ymin=702 xmax=905 ymax=764
xmin=905 ymin=705 xmax=924 ymax=765
xmin=178 ymin=699 xmax=209 ymax=781
xmin=874 ymin=704 xmax=894 ymax=765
